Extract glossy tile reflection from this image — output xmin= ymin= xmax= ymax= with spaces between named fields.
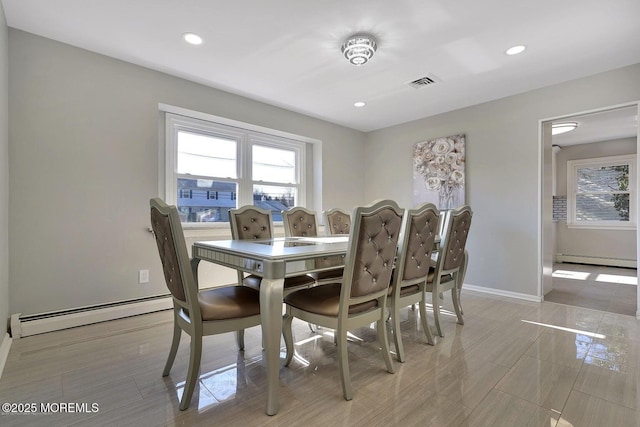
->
xmin=547 ymin=263 xmax=637 ymax=316
xmin=1 ymin=292 xmax=638 ymax=426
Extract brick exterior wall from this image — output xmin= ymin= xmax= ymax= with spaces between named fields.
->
xmin=553 ymin=195 xmax=567 ymax=221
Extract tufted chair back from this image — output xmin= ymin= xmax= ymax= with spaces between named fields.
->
xmin=441 ymin=206 xmax=473 ymax=272
xmin=282 ymin=206 xmax=318 ymax=237
xmin=343 ymin=200 xmax=403 ymax=300
xmin=149 ymin=198 xmax=198 ymax=311
xmin=397 ymin=203 xmax=440 ymax=282
xmin=324 ymin=208 xmax=351 ymax=236
xmin=229 ymin=205 xmax=274 ymax=240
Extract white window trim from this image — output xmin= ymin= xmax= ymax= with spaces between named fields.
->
xmin=567 ymin=154 xmax=636 ymax=230
xmin=159 ymin=104 xmax=321 ymax=229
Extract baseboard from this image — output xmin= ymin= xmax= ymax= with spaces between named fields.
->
xmin=11 ymin=296 xmax=173 ymax=339
xmin=555 ymin=254 xmax=637 ymax=269
xmin=0 ymin=332 xmax=12 ymax=380
xmin=463 ymin=283 xmax=542 ymax=303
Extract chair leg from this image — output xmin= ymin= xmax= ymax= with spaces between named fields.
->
xmin=180 ymin=334 xmax=202 ymax=411
xmin=163 ymin=319 xmax=182 ymax=377
xmin=235 ymin=329 xmax=245 ymax=351
xmin=419 ymin=300 xmax=435 ymax=345
xmin=377 ymin=317 xmax=395 ymax=374
xmin=458 ymin=250 xmax=469 ymax=315
xmin=390 ymin=305 xmax=405 ymax=362
xmin=451 ymin=287 xmax=464 ymax=325
xmin=337 ymin=327 xmax=353 ymax=401
xmin=282 ymin=313 xmax=295 ymax=367
xmin=432 ymin=290 xmax=444 ymax=337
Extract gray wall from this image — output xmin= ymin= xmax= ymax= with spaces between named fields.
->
xmin=0 ymin=5 xmax=8 ymax=332
xmin=8 ymin=30 xmax=366 ymax=316
xmin=6 ymin=26 xmax=640 ymax=316
xmin=555 ymin=138 xmax=636 ymax=260
xmin=364 ymin=64 xmax=640 ymax=297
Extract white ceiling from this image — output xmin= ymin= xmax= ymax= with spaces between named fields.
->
xmin=552 ymin=106 xmax=638 ymax=147
xmin=2 ymin=0 xmax=640 ymax=134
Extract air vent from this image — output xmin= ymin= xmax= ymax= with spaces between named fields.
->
xmin=408 ymin=74 xmax=441 ymax=89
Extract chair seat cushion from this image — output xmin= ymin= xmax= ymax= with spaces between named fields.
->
xmin=400 ymin=284 xmax=420 ymax=296
xmin=309 ymin=268 xmax=344 ymax=282
xmin=284 ymin=283 xmax=377 ymax=317
xmin=388 ymin=283 xmax=420 ymax=297
xmin=242 ymin=273 xmax=315 ymax=290
xmin=427 ymin=268 xmax=454 ymax=283
xmin=198 ymin=286 xmax=260 ymax=320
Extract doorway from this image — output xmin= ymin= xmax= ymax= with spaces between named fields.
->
xmin=540 ymin=103 xmax=640 ymax=318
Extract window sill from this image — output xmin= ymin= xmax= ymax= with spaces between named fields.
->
xmin=567 ymin=222 xmax=636 ymax=231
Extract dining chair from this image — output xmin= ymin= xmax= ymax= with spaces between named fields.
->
xmin=388 ymin=202 xmax=440 ymax=362
xmin=229 ymin=205 xmax=315 ymax=293
xmin=282 ymin=206 xmax=319 ymax=237
xmin=150 ymin=198 xmax=261 ymax=411
xmin=427 ymin=205 xmax=473 ymax=337
xmin=323 ymin=208 xmax=351 ymax=236
xmin=282 ymin=206 xmax=344 ymax=286
xmin=282 ymin=199 xmax=403 ymax=400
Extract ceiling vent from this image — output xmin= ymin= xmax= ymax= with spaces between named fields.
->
xmin=408 ymin=74 xmax=441 ymax=89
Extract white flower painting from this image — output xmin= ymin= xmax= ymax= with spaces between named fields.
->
xmin=413 ymin=134 xmax=466 ymax=209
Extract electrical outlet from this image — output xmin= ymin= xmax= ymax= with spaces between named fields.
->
xmin=139 ymin=269 xmax=149 ymax=284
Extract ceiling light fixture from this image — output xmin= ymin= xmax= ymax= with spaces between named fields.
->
xmin=341 ymin=34 xmax=377 ymax=66
xmin=183 ymin=32 xmax=203 ymax=45
xmin=505 ymin=45 xmax=526 ymax=55
xmin=552 ymin=122 xmax=578 ymax=135
xmin=354 ymin=101 xmax=366 ymax=107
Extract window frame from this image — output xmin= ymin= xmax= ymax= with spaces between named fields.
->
xmin=162 ymin=107 xmax=315 ymax=228
xmin=566 ymin=154 xmax=636 ymax=230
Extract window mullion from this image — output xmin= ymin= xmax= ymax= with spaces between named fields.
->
xmin=237 ymin=136 xmax=253 ymax=207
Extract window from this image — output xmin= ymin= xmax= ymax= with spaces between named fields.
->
xmin=567 ymin=154 xmax=636 ymax=229
xmin=164 ymin=111 xmax=310 ymax=225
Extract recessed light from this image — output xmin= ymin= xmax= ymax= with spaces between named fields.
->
xmin=183 ymin=33 xmax=203 ymax=45
xmin=354 ymin=102 xmax=366 ymax=108
xmin=505 ymin=45 xmax=526 ymax=55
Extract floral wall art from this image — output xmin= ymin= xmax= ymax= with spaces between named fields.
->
xmin=413 ymin=134 xmax=465 ymax=210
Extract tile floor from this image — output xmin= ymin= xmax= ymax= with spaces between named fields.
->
xmin=1 ymin=290 xmax=639 ymax=426
xmin=546 ymin=263 xmax=638 ymax=317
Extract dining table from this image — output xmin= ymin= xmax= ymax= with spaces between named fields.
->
xmin=191 ymin=235 xmax=349 ymax=415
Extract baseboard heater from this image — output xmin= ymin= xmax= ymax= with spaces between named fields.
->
xmin=10 ymin=294 xmax=173 ymax=339
xmin=555 ymin=254 xmax=637 ymax=269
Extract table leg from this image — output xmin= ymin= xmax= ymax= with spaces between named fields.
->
xmin=260 ymin=278 xmax=285 ymax=416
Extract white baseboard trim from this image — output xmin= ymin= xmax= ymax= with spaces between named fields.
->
xmin=555 ymin=254 xmax=637 ymax=269
xmin=0 ymin=332 xmax=12 ymax=380
xmin=11 ymin=297 xmax=173 ymax=339
xmin=463 ymin=283 xmax=542 ymax=303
